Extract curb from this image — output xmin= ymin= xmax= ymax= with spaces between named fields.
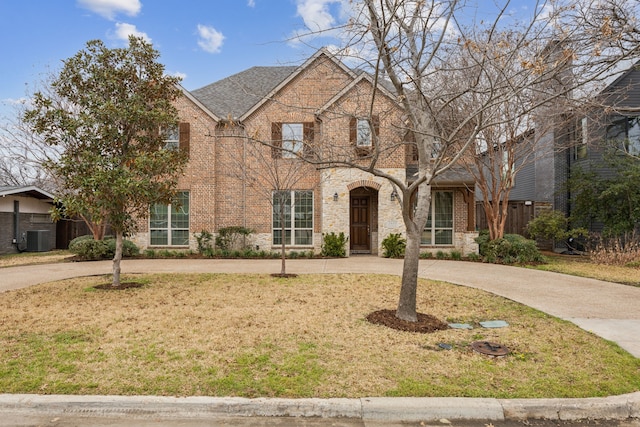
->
xmin=1 ymin=393 xmax=639 ymax=422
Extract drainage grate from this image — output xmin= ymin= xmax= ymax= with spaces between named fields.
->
xmin=471 ymin=341 xmax=509 ymax=356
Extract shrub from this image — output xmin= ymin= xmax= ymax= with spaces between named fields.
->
xmin=68 ymin=235 xmax=139 ymax=260
xmin=436 ymin=250 xmax=447 ymax=260
xmin=382 ymin=233 xmax=406 ymax=258
xmin=321 ymin=232 xmax=349 ymax=257
xmin=420 ymin=251 xmax=433 ymax=259
xmin=589 ymin=231 xmax=640 ymax=266
xmin=194 ymin=230 xmax=213 ymax=254
xmin=526 ymin=210 xmax=587 ymax=242
xmin=450 ymin=250 xmax=462 ymax=261
xmin=466 ymin=252 xmax=481 ymax=262
xmin=482 ymin=234 xmax=544 ymax=264
xmin=215 ymin=226 xmax=254 ymax=251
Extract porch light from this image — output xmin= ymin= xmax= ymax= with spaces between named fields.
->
xmin=391 ymin=189 xmax=398 ymax=201
xmin=333 ymin=192 xmax=339 ymax=201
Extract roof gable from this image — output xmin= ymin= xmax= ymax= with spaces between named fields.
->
xmin=316 ymin=72 xmax=398 ymax=116
xmin=0 ymin=186 xmax=55 ymax=201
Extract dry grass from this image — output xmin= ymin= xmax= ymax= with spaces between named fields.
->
xmin=534 ymin=253 xmax=640 ymax=287
xmin=1 ymin=273 xmax=638 ymax=398
xmin=0 ymin=251 xmax=72 ymax=268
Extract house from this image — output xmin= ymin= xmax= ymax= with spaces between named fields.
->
xmin=130 ymin=49 xmax=478 ymax=256
xmin=487 ymin=61 xmax=640 ymax=241
xmin=0 ymin=185 xmax=56 ymax=254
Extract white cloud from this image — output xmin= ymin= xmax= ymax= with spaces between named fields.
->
xmin=247 ymin=0 xmax=255 ymax=7
xmin=114 ymin=22 xmax=151 ymax=43
xmin=296 ymin=0 xmax=339 ymax=32
xmin=197 ymin=24 xmax=225 ymax=54
xmin=77 ymin=0 xmax=141 ymax=20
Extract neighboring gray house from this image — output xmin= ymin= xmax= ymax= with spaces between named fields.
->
xmin=478 ymin=62 xmax=640 ymax=239
xmin=0 ymin=186 xmax=56 ymax=254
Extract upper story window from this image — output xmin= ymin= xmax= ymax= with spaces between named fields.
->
xmin=350 ymin=116 xmax=379 ymax=156
xmin=607 ymin=116 xmax=640 ymax=155
xmin=572 ymin=117 xmax=588 ymax=160
xmin=356 ymin=119 xmax=372 ymax=147
xmin=271 ymin=122 xmax=314 ymax=159
xmin=162 ymin=125 xmax=179 ymax=150
xmin=282 ymin=123 xmax=304 ymax=158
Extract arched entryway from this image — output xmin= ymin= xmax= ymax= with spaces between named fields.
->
xmin=348 ymin=182 xmax=380 ymax=254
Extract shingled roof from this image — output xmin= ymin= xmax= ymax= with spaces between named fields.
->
xmin=191 ymin=66 xmax=298 ymax=119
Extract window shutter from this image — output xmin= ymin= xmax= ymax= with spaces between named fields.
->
xmin=349 ymin=117 xmax=357 ymax=145
xmin=372 ymin=115 xmax=380 ymax=137
xmin=179 ymin=122 xmax=190 ymax=155
xmin=271 ymin=122 xmax=282 ymax=158
xmin=303 ymin=122 xmax=315 ymax=158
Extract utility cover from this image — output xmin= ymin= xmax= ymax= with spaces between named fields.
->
xmin=471 ymin=341 xmax=509 ymax=356
xmin=448 ymin=323 xmax=473 ymax=329
xmin=479 ymin=320 xmax=509 ymax=328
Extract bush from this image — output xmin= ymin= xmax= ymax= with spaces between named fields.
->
xmin=321 ymin=232 xmax=348 ymax=257
xmin=68 ymin=235 xmax=139 ymax=260
xmin=382 ymin=233 xmax=406 ymax=258
xmin=482 ymin=234 xmax=544 ymax=264
xmin=194 ymin=230 xmax=213 ymax=254
xmin=215 ymin=226 xmax=254 ymax=251
xmin=526 ymin=210 xmax=587 ymax=242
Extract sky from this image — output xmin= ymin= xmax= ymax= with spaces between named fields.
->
xmin=0 ymin=0 xmax=538 ymax=121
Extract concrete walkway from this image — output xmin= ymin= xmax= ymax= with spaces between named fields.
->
xmin=2 ymin=257 xmax=639 ymax=357
xmin=1 ymin=257 xmax=639 ymax=424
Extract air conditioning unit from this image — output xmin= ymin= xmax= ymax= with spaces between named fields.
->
xmin=26 ymin=230 xmax=49 ymax=252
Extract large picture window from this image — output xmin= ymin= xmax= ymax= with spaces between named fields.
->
xmin=421 ymin=191 xmax=453 ymax=245
xmin=150 ymin=191 xmax=190 ymax=246
xmin=272 ymin=190 xmax=313 ymax=246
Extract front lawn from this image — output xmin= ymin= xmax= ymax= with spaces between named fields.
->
xmin=0 ymin=273 xmax=638 ymax=398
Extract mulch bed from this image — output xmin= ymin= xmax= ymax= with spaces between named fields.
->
xmin=366 ymin=309 xmax=449 ymax=333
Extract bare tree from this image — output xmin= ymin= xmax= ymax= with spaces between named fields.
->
xmin=221 ymin=121 xmax=318 ymax=276
xmin=267 ymin=0 xmax=640 ymax=322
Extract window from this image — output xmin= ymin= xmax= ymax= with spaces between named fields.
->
xmin=282 ymin=123 xmax=304 ymax=158
xmin=350 ymin=116 xmax=379 ymax=153
xmin=573 ymin=117 xmax=588 ymax=160
xmin=607 ymin=116 xmax=640 ymax=155
xmin=150 ymin=192 xmax=189 ymax=246
xmin=421 ymin=191 xmax=454 ymax=245
xmin=162 ymin=125 xmax=179 ymax=150
xmin=272 ymin=190 xmax=313 ymax=246
xmin=356 ymin=119 xmax=372 ymax=147
xmin=271 ymin=122 xmax=314 ymax=158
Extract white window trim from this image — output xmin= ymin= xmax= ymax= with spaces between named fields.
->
xmin=356 ymin=119 xmax=372 ymax=147
xmin=272 ymin=190 xmax=314 ymax=247
xmin=282 ymin=123 xmax=304 ymax=158
xmin=421 ymin=191 xmax=454 ymax=246
xmin=149 ymin=192 xmax=190 ymax=247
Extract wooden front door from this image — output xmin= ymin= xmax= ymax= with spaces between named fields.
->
xmin=350 ymin=196 xmax=370 ymax=253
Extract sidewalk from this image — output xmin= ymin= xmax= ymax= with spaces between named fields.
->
xmin=1 ymin=257 xmax=639 ymax=423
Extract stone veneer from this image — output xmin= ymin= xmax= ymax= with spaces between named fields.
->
xmin=321 ymin=168 xmax=405 ymax=256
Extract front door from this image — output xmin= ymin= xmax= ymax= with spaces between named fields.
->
xmin=350 ymin=196 xmax=370 ymax=253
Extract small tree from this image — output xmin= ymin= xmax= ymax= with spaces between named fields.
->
xmin=24 ymin=36 xmax=187 ymax=287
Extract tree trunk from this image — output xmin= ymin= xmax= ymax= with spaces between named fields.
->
xmin=396 ymin=228 xmax=421 ymax=322
xmin=280 ymin=200 xmax=287 ymax=275
xmin=112 ymin=231 xmax=123 ymax=287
